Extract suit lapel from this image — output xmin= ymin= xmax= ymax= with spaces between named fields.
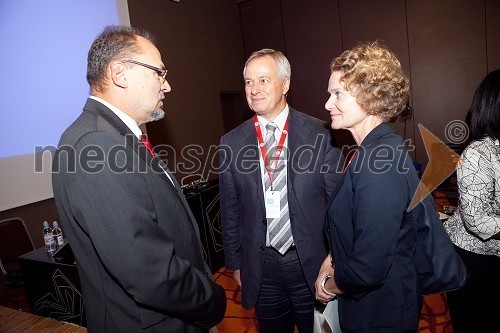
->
xmin=84 ymin=98 xmax=204 ymax=260
xmin=242 ymin=108 xmax=308 ymax=210
xmin=240 ymin=118 xmax=265 ymax=210
xmin=84 ymin=98 xmax=179 ymax=194
xmin=287 ymin=108 xmax=309 ymax=192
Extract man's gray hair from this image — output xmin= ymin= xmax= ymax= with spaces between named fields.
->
xmin=243 ymin=48 xmax=291 ymax=81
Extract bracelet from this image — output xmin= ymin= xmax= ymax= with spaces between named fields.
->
xmin=321 ymin=275 xmax=337 ymax=297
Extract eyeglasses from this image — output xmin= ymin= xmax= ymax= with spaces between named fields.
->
xmin=122 ymin=59 xmax=168 ymax=83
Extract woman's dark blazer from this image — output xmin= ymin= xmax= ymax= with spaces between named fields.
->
xmin=327 ymin=123 xmax=423 ymax=333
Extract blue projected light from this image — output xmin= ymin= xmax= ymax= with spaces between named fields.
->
xmin=0 ymin=0 xmax=129 ymax=211
xmin=0 ymin=0 xmax=121 ymax=158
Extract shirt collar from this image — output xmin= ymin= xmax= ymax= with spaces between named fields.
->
xmin=89 ymin=96 xmax=143 ymax=139
xmin=257 ymin=104 xmax=289 ymax=133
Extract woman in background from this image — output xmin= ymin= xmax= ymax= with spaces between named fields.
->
xmin=315 ymin=41 xmax=422 ymax=333
xmin=444 ymin=69 xmax=500 ymax=333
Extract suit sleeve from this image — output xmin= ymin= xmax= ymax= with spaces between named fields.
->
xmin=219 ymin=136 xmax=242 ymax=270
xmin=61 ymin=131 xmax=225 ymax=328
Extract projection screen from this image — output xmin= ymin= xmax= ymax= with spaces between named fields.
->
xmin=0 ymin=0 xmax=130 ymax=211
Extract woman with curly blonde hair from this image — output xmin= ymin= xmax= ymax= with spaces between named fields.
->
xmin=315 ymin=41 xmax=423 ymax=333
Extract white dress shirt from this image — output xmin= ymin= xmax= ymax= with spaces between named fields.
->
xmin=257 ymin=105 xmax=290 ymax=246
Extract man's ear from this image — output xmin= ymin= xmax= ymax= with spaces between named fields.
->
xmin=110 ymin=61 xmax=128 ymax=88
xmin=282 ymin=77 xmax=290 ymax=95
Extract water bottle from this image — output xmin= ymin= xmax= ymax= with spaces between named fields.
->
xmin=42 ymin=220 xmax=56 ymax=252
xmin=52 ymin=221 xmax=64 ymax=248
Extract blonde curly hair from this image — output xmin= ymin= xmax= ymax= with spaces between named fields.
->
xmin=330 ymin=41 xmax=411 ymax=122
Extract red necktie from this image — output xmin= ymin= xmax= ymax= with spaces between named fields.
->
xmin=140 ymin=134 xmax=155 ymax=157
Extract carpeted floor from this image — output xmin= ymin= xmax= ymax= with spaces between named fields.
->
xmin=214 ymin=267 xmax=453 ymax=333
xmin=214 ymin=268 xmax=259 ymax=333
xmin=3 ymin=267 xmax=452 ymax=332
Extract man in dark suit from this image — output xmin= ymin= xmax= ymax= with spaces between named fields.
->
xmin=219 ymin=49 xmax=343 ymax=333
xmin=51 ymin=25 xmax=226 ymax=332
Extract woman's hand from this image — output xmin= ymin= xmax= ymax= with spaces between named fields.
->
xmin=315 ymin=254 xmax=335 ymax=304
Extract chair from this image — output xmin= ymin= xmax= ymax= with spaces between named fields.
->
xmin=0 ymin=217 xmax=35 ymax=304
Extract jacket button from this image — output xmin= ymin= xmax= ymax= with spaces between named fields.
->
xmin=259 ymin=246 xmax=265 ymax=252
xmin=326 ymin=226 xmax=330 ymax=233
xmin=262 ymin=219 xmax=267 ymax=225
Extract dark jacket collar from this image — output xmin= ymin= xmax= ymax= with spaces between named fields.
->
xmin=82 ymin=98 xmax=178 ymax=189
xmin=83 ymin=98 xmax=133 ymax=137
xmin=359 ymin=122 xmax=395 ymax=148
xmin=327 ymin=122 xmax=395 ymax=206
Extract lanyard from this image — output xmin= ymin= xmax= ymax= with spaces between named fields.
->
xmin=254 ymin=115 xmax=289 ymax=189
xmin=343 ymin=149 xmax=358 ymax=173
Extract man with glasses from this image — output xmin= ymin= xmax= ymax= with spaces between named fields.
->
xmin=52 ymin=25 xmax=226 ymax=332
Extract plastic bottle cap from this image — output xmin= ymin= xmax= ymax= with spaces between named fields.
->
xmin=53 ymin=221 xmax=59 ymax=228
xmin=43 ymin=221 xmax=49 ymax=228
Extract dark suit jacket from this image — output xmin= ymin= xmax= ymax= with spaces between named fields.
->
xmin=327 ymin=123 xmax=422 ymax=332
xmin=52 ymin=98 xmax=226 ymax=333
xmin=219 ymin=107 xmax=343 ymax=310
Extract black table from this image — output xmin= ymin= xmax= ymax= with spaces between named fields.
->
xmin=18 ymin=245 xmax=85 ymax=326
xmin=183 ymin=178 xmax=225 ymax=274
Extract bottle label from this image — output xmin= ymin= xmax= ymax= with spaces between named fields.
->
xmin=56 ymin=235 xmax=64 ymax=246
xmin=44 ymin=234 xmax=54 ymax=245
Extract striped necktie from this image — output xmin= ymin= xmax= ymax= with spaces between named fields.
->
xmin=264 ymin=123 xmax=293 ymax=254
